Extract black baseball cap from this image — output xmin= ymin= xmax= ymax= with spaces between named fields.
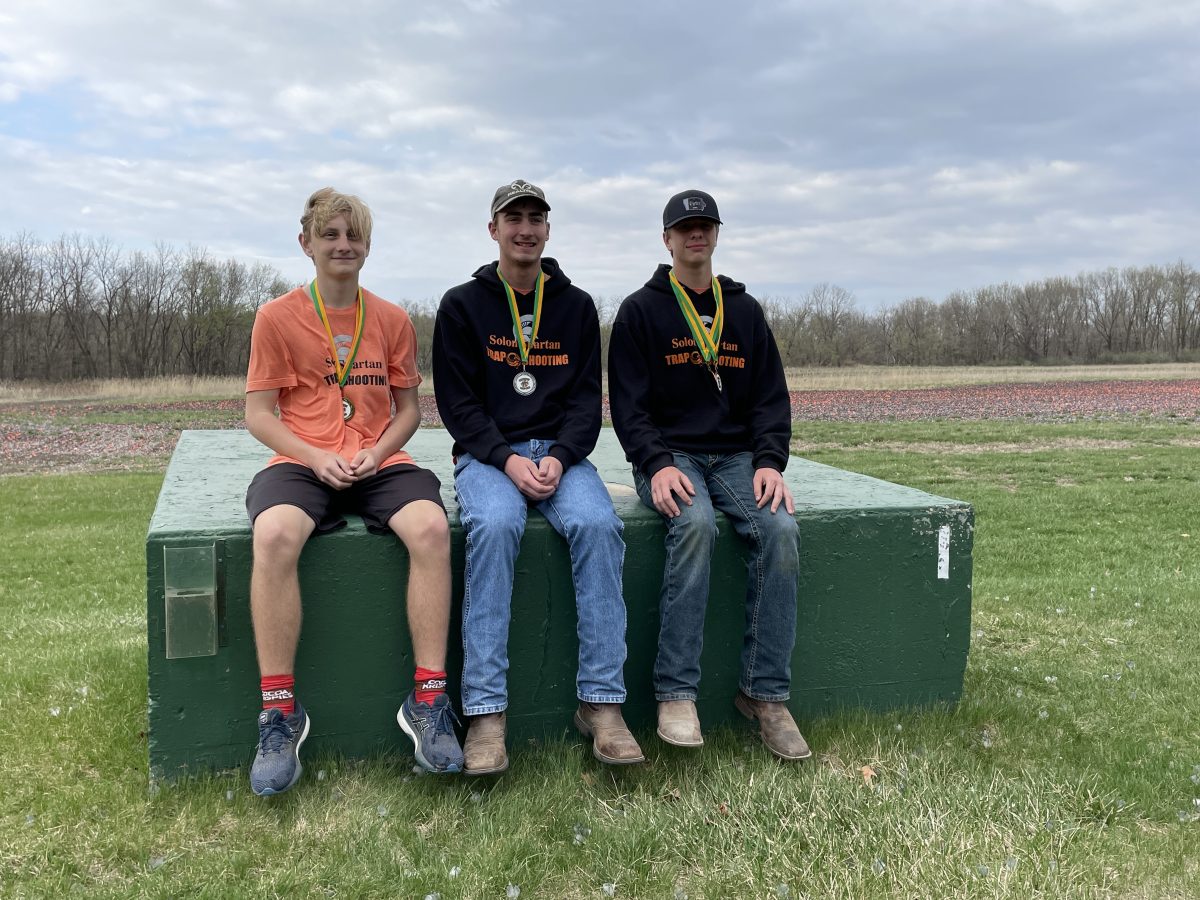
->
xmin=663 ymin=189 xmax=722 ymax=229
xmin=491 ymin=180 xmax=551 ymax=217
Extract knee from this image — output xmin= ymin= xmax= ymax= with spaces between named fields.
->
xmin=252 ymin=512 xmax=309 ymax=564
xmin=467 ymin=508 xmax=525 ymax=549
xmin=758 ymin=510 xmax=799 ymax=555
xmin=669 ymin=506 xmax=718 ymax=552
xmin=573 ymin=505 xmax=623 ymax=542
xmin=400 ymin=505 xmax=451 ymax=560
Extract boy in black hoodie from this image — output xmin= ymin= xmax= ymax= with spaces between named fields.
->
xmin=433 ymin=180 xmax=643 ymax=774
xmin=608 ymin=189 xmax=811 ymax=761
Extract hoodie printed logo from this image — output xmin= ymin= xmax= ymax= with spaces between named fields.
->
xmin=664 ymin=332 xmax=745 ymax=369
xmin=487 ymin=331 xmax=569 ymax=368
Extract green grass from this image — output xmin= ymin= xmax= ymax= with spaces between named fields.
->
xmin=2 ymin=421 xmax=1199 ymax=898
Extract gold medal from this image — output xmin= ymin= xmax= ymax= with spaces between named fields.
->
xmin=513 ymin=370 xmax=537 ymax=396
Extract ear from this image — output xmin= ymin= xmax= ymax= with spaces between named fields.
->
xmin=662 ymin=230 xmax=672 ymax=256
xmin=544 ymin=221 xmax=550 ymax=243
xmin=298 ymin=232 xmax=314 ymax=257
xmin=488 ymin=219 xmax=499 ymax=242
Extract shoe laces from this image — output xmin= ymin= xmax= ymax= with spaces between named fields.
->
xmin=425 ymin=698 xmax=461 ymax=738
xmin=259 ymin=713 xmax=295 ymax=755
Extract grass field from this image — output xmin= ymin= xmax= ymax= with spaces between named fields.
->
xmin=1 ymin=414 xmax=1198 ymax=897
xmin=3 ymin=362 xmax=1200 ymax=404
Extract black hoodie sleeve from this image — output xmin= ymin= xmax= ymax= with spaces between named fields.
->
xmin=608 ymin=299 xmax=675 ymax=477
xmin=747 ymin=299 xmax=792 ymax=472
xmin=432 ymin=291 xmax=514 ymax=468
xmin=548 ymin=292 xmax=602 ymax=469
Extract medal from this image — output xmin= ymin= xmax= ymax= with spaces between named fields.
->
xmin=513 ymin=370 xmax=537 ymax=396
xmin=668 ymin=270 xmax=724 ymax=392
xmin=309 ymin=279 xmax=366 ymax=418
xmin=498 ymin=267 xmax=545 ymax=389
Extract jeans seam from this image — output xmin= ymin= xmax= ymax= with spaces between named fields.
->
xmin=711 ymin=463 xmax=765 ymax=693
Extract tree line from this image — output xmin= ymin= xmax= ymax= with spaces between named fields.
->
xmin=0 ymin=234 xmax=291 ymax=380
xmin=759 ymin=264 xmax=1200 ymax=366
xmin=2 ymin=232 xmax=1198 ymax=382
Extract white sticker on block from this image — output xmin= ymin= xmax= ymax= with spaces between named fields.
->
xmin=937 ymin=525 xmax=951 ymax=579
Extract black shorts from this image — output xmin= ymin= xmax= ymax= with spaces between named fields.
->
xmin=246 ymin=463 xmax=445 ymax=535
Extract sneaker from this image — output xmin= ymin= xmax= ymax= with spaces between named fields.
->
xmin=250 ymin=702 xmax=311 ymax=796
xmin=397 ymin=691 xmax=464 ymax=774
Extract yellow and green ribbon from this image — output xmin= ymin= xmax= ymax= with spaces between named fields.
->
xmin=497 ymin=268 xmax=545 ymax=365
xmin=309 ymin=279 xmax=364 ymax=388
xmin=668 ymin=269 xmax=724 ymax=367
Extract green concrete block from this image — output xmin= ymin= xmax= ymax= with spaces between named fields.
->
xmin=147 ymin=429 xmax=973 ymax=780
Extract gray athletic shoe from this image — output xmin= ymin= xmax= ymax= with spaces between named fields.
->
xmin=250 ymin=702 xmax=311 ymax=796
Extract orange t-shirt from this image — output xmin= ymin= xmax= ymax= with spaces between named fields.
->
xmin=246 ymin=286 xmax=421 ymax=469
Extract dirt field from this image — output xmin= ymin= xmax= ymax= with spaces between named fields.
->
xmin=2 ymin=379 xmax=1196 ymax=477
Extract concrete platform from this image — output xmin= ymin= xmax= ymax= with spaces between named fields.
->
xmin=146 ymin=428 xmax=973 ymax=780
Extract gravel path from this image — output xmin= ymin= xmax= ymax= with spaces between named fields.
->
xmin=2 ymin=379 xmax=1197 ymax=476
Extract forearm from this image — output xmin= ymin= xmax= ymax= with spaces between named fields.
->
xmin=245 ymin=408 xmax=323 ymax=468
xmin=372 ymin=396 xmax=421 ymax=461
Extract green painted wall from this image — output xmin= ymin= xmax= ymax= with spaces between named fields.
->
xmin=147 ymin=429 xmax=973 ymax=780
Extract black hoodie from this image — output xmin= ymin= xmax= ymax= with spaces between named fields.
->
xmin=608 ymin=263 xmax=791 ymax=478
xmin=433 ymin=258 xmax=602 ymax=469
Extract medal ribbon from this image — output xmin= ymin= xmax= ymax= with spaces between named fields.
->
xmin=309 ymin=279 xmax=364 ymax=388
xmin=497 ymin=268 xmax=545 ymax=366
xmin=668 ymin=269 xmax=724 ymax=367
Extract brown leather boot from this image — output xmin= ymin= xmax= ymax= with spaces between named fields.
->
xmin=656 ymin=700 xmax=703 ymax=747
xmin=734 ymin=692 xmax=812 ymax=761
xmin=573 ymin=703 xmax=645 ymax=765
xmin=463 ymin=712 xmax=508 ymax=775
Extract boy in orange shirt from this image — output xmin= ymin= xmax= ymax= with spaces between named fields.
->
xmin=243 ymin=187 xmax=463 ymax=795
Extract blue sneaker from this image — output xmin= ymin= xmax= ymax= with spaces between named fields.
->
xmin=250 ymin=703 xmax=311 ymax=796
xmin=397 ymin=691 xmax=464 ymax=774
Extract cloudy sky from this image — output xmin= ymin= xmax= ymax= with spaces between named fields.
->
xmin=2 ymin=0 xmax=1197 ymax=310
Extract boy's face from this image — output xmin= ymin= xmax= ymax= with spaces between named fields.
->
xmin=489 ymin=199 xmax=549 ymax=268
xmin=299 ymin=213 xmax=369 ymax=280
xmin=663 ymin=218 xmax=718 ymax=266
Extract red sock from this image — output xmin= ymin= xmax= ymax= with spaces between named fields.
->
xmin=261 ymin=674 xmax=295 ymax=716
xmin=414 ymin=667 xmax=447 ymax=705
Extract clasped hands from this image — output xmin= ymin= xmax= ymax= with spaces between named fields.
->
xmin=504 ymin=454 xmax=563 ymax=501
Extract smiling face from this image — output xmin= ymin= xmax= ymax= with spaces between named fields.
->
xmin=663 ymin=217 xmax=719 ymax=267
xmin=489 ymin=198 xmax=550 ymax=270
xmin=299 ymin=213 xmax=369 ymax=282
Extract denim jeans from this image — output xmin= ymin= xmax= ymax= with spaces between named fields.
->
xmin=455 ymin=440 xmax=628 ymax=715
xmin=634 ymin=451 xmax=799 ymax=702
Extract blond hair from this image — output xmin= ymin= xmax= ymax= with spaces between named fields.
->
xmin=299 ymin=187 xmax=373 ymax=247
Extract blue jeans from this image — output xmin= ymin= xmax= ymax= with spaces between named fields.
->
xmin=635 ymin=451 xmax=800 ymax=702
xmin=455 ymin=440 xmax=628 ymax=715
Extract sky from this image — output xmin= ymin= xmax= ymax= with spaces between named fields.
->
xmin=1 ymin=0 xmax=1197 ymax=311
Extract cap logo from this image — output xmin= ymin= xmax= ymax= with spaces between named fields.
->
xmin=683 ymin=197 xmax=707 ymax=212
xmin=510 ymin=180 xmax=536 ymax=193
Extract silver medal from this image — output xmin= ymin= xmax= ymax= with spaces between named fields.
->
xmin=513 ymin=370 xmax=537 ymax=396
